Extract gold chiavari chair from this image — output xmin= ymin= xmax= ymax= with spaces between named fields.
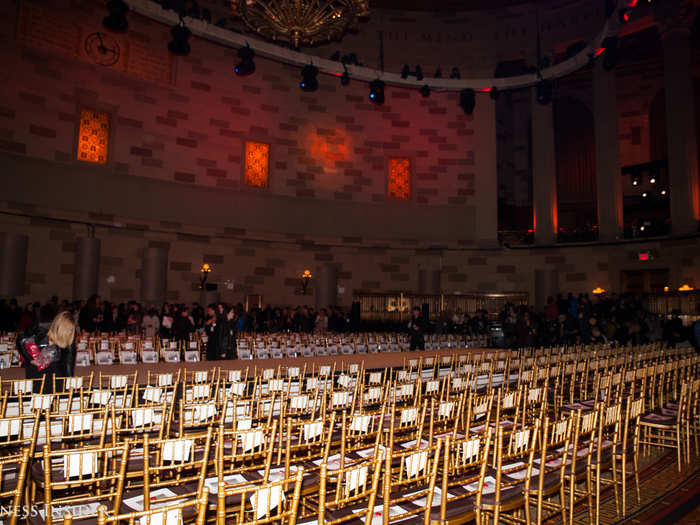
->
xmin=464 ymin=392 xmax=493 ymax=435
xmin=120 ymin=427 xmax=213 ymax=514
xmin=613 ymin=396 xmax=644 ymax=517
xmin=474 ymin=420 xmax=540 ymax=525
xmin=386 ymin=401 xmax=428 ymax=451
xmin=95 ymin=488 xmax=209 ymax=525
xmin=430 ymin=430 xmax=493 ymax=525
xmin=589 ymin=401 xmax=623 ymax=525
xmin=36 ymin=441 xmax=130 ymax=525
xmin=0 ymin=447 xmax=31 ymax=525
xmin=382 ymin=438 xmax=442 ymax=525
xmin=528 ymin=414 xmax=574 ymax=525
xmin=308 ymin=454 xmax=382 ymax=525
xmin=212 ymin=419 xmax=278 ymax=505
xmin=636 ymin=380 xmax=690 ymax=471
xmin=565 ymin=408 xmax=598 ymax=525
xmin=215 ymin=468 xmax=303 ymax=525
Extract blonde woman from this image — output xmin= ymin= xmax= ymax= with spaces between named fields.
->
xmin=17 ymin=310 xmax=76 ymax=393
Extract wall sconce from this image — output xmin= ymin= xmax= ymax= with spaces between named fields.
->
xmin=200 ymin=263 xmax=212 ymax=289
xmin=301 ymin=269 xmax=312 ymax=295
xmin=664 ymin=286 xmax=669 ymax=293
xmin=592 ymin=287 xmax=606 ymax=295
xmin=678 ymin=284 xmax=694 ymax=292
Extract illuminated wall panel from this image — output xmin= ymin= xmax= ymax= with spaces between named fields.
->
xmin=388 ymin=157 xmax=411 ymax=200
xmin=77 ymin=108 xmax=110 ymax=164
xmin=244 ymin=141 xmax=270 ymax=188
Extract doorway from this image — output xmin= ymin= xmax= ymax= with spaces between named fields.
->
xmin=621 ymin=269 xmax=669 ymax=293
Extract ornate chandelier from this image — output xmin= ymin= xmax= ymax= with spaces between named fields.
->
xmin=231 ymin=0 xmax=369 ymax=48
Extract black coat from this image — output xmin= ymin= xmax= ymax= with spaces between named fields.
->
xmin=16 ymin=324 xmax=74 ymax=393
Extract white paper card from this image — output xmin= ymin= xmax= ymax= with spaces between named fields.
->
xmin=252 ymin=485 xmax=284 ymax=519
xmin=203 ymin=474 xmax=248 ymax=495
xmin=195 ymin=371 xmax=207 ymax=383
xmin=303 ymin=421 xmax=323 ymax=441
xmin=132 ymin=408 xmax=155 ymax=427
xmin=229 ymin=370 xmax=242 ymax=382
xmin=0 ymin=418 xmax=21 ymax=437
xmin=405 ymin=450 xmax=428 ymax=478
xmin=32 ymin=395 xmax=52 ymax=411
xmin=65 ymin=377 xmax=83 ymax=390
xmin=162 ymin=439 xmax=192 ymax=462
xmin=144 ymin=386 xmax=163 ymax=402
xmin=229 ymin=382 xmax=245 ymax=396
xmin=91 ymin=390 xmax=112 ymax=405
xmin=345 ymin=465 xmax=368 ymax=494
xmin=369 ymin=372 xmax=381 ymax=384
xmin=237 ymin=418 xmax=252 ymax=430
xmin=193 ymin=403 xmax=216 ymax=423
xmin=241 ymin=430 xmax=265 ymax=452
xmin=350 ymin=415 xmax=370 ymax=433
xmin=69 ymin=413 xmax=94 ymax=433
xmin=13 ymin=380 xmax=32 ymax=394
xmin=64 ymin=451 xmax=97 ymax=477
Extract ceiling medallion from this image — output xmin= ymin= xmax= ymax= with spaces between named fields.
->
xmin=231 ymin=0 xmax=369 ymax=48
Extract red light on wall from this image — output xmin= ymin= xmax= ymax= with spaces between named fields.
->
xmin=594 ymin=47 xmax=605 ymax=58
xmin=638 ymin=251 xmax=650 ymax=261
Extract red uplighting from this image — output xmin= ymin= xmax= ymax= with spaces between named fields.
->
xmin=594 ymin=48 xmax=605 ymax=58
xmin=638 ymin=252 xmax=649 ymax=261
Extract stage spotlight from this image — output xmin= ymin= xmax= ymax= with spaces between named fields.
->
xmin=168 ymin=20 xmax=191 ymax=55
xmin=103 ymin=0 xmax=129 ymax=31
xmin=649 ymin=176 xmax=656 ymax=184
xmin=602 ymin=36 xmax=618 ymax=71
xmin=434 ymin=67 xmax=442 ymax=78
xmin=401 ymin=65 xmax=410 ymax=79
xmin=632 ymin=176 xmax=640 ymax=186
xmin=340 ymin=71 xmax=350 ymax=86
xmin=489 ymin=87 xmax=499 ymax=100
xmin=536 ymin=79 xmax=552 ymax=105
xmin=415 ymin=66 xmax=423 ymax=81
xmin=459 ymin=88 xmax=475 ymax=115
xmin=235 ymin=45 xmax=255 ymax=75
xmin=369 ymin=79 xmax=385 ymax=104
xmin=450 ymin=67 xmax=461 ymax=79
xmin=661 ymin=189 xmax=667 ymax=195
xmin=420 ymin=85 xmax=430 ymax=97
xmin=642 ymin=192 xmax=648 ymax=198
xmin=300 ymin=64 xmax=318 ymax=91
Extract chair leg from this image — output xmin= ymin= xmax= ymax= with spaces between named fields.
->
xmin=621 ymin=455 xmax=627 ymax=516
xmin=676 ymin=426 xmax=682 ymax=471
xmin=587 ymin=469 xmax=595 ymax=525
xmin=611 ymin=456 xmax=619 ymax=517
xmin=595 ymin=466 xmax=601 ymax=525
xmin=560 ymin=485 xmax=567 ymax=525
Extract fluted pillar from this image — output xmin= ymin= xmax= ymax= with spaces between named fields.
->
xmin=473 ymin=96 xmax=499 ymax=246
xmin=315 ymin=264 xmax=338 ymax=310
xmin=656 ymin=0 xmax=699 ymax=234
xmin=531 ymin=88 xmax=558 ymax=244
xmin=73 ymin=238 xmax=101 ymax=301
xmin=418 ymin=268 xmax=441 ymax=295
xmin=0 ymin=233 xmax=28 ymax=297
xmin=593 ymin=60 xmax=624 ymax=241
xmin=140 ymin=246 xmax=168 ymax=303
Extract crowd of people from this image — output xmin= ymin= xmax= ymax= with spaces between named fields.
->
xmin=1 ymin=291 xmax=698 ymax=354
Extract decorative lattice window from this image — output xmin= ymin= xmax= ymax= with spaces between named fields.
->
xmin=244 ymin=141 xmax=270 ymax=188
xmin=77 ymin=108 xmax=110 ymax=164
xmin=388 ymin=157 xmax=411 ymax=200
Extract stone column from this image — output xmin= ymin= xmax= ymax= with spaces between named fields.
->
xmin=73 ymin=237 xmax=101 ymax=301
xmin=472 ymin=96 xmax=499 ymax=246
xmin=656 ymin=0 xmax=699 ymax=234
xmin=418 ymin=268 xmax=441 ymax=295
xmin=140 ymin=246 xmax=168 ymax=303
xmin=593 ymin=60 xmax=624 ymax=241
xmin=315 ymin=264 xmax=338 ymax=310
xmin=0 ymin=233 xmax=28 ymax=297
xmin=531 ymin=88 xmax=558 ymax=244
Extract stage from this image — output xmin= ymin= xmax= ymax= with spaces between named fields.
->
xmin=0 ymin=347 xmax=501 ymax=382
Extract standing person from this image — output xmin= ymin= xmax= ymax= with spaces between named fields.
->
xmin=407 ymin=307 xmax=425 ymax=351
xmin=17 ymin=310 xmax=75 ymax=393
xmin=204 ymin=305 xmax=219 ymax=361
xmin=218 ymin=307 xmax=237 ymax=360
xmin=142 ymin=307 xmax=160 ymax=338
